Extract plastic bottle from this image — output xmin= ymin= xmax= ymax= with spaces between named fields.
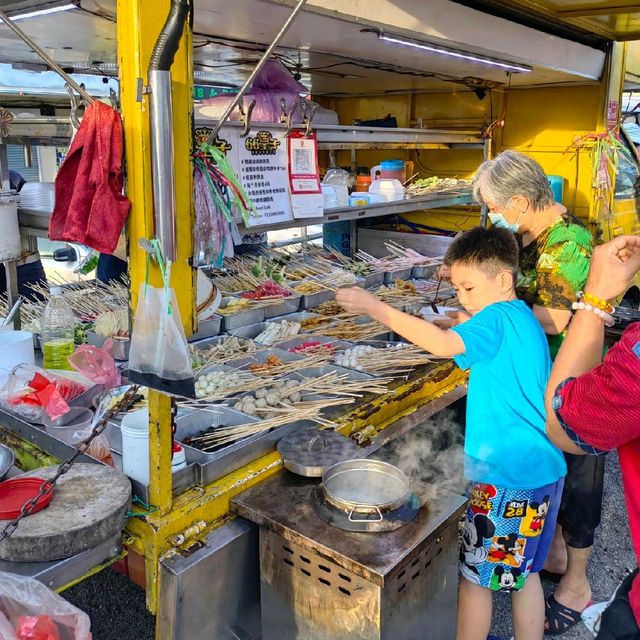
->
xmin=41 ymin=286 xmax=75 ymax=370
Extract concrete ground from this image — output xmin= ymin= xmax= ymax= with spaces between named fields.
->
xmin=63 ymin=446 xmax=634 ymax=640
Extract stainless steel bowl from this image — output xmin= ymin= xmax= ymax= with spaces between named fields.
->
xmin=0 ymin=444 xmax=15 ymax=481
xmin=91 ymin=384 xmax=137 ymax=411
xmin=322 ymin=459 xmax=411 ymax=518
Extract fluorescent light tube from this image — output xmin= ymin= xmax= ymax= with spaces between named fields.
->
xmin=378 ymin=33 xmax=532 ymax=74
xmin=8 ymin=3 xmax=77 ymax=22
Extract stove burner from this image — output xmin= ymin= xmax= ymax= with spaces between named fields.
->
xmin=311 ymin=485 xmax=421 ymax=532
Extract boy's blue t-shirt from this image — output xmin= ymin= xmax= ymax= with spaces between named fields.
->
xmin=451 ymin=300 xmax=567 ymax=489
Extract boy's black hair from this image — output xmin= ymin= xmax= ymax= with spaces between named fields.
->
xmin=444 ymin=226 xmax=519 ymax=279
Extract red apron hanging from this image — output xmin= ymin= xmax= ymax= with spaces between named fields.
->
xmin=50 ymin=101 xmax=131 ymax=254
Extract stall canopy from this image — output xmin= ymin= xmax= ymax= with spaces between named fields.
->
xmin=0 ymin=0 xmax=624 ymax=100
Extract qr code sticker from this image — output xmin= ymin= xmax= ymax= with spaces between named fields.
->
xmin=294 ymin=147 xmax=313 ymax=174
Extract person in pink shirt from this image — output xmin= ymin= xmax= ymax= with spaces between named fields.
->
xmin=545 ymin=235 xmax=640 ymax=638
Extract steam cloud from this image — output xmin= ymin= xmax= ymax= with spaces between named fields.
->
xmin=372 ymin=409 xmax=466 ymax=505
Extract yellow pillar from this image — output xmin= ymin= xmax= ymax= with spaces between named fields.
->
xmin=116 ymin=0 xmax=194 ymax=609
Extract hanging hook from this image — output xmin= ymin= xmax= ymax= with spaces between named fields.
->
xmin=65 ymin=83 xmax=82 ymax=130
xmin=281 ymin=96 xmax=299 ymax=137
xmin=109 ymin=88 xmax=120 ymax=111
xmin=302 ymin=101 xmax=318 ymax=138
xmin=237 ymin=96 xmax=256 ymax=138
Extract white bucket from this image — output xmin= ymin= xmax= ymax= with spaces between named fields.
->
xmin=0 ymin=194 xmax=22 ymax=262
xmin=121 ymin=408 xmax=149 ymax=485
xmin=0 ymin=331 xmax=35 ymax=383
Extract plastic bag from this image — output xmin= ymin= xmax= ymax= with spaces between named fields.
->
xmin=127 ymin=241 xmax=195 ymax=397
xmin=67 ymin=343 xmax=121 ymax=389
xmin=0 ymin=365 xmax=92 ymax=422
xmin=199 ymin=59 xmax=338 ymax=125
xmin=0 ymin=571 xmax=92 ymax=640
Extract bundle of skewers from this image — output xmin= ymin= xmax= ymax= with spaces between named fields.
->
xmin=1 ymin=278 xmax=129 ymax=334
xmin=334 ymin=343 xmax=441 ymax=376
xmin=241 ymin=351 xmax=333 ymax=376
xmin=306 ymin=318 xmax=389 ymax=341
xmin=405 ymin=176 xmax=472 ymax=197
xmin=383 ymin=242 xmax=443 ymax=269
xmin=191 ymin=337 xmax=259 ymax=369
xmin=188 ymin=371 xmax=391 ymax=447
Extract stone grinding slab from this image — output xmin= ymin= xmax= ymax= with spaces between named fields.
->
xmin=0 ymin=463 xmax=131 ymax=562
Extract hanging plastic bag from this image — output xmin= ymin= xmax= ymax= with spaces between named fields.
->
xmin=0 ymin=365 xmax=93 ymax=422
xmin=127 ymin=240 xmax=195 ymax=397
xmin=199 ymin=59 xmax=338 ymax=125
xmin=0 ymin=571 xmax=92 ymax=640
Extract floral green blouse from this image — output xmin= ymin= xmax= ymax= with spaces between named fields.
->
xmin=516 ymin=213 xmax=593 ymax=358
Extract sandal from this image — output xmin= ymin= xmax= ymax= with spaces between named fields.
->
xmin=544 ymin=594 xmax=591 ymax=635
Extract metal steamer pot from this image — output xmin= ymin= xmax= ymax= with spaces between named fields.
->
xmin=321 ymin=459 xmax=412 ymax=523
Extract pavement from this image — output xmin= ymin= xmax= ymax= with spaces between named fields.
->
xmin=63 ymin=445 xmax=635 ymax=640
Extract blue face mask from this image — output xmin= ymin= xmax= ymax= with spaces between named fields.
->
xmin=488 ymin=212 xmax=519 ymax=233
xmin=488 ymin=200 xmax=522 ymax=233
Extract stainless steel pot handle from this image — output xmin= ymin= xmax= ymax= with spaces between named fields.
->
xmin=307 ymin=434 xmax=326 ymax=453
xmin=348 ymin=505 xmax=383 ymax=522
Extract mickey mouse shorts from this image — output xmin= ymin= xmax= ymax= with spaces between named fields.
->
xmin=459 ymin=478 xmax=564 ymax=592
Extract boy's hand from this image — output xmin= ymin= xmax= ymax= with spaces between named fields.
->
xmin=336 ymin=287 xmax=380 ymax=315
xmin=432 ymin=310 xmax=470 ymax=329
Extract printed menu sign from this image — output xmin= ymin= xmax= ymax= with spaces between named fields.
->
xmin=236 ymin=128 xmax=294 ymax=227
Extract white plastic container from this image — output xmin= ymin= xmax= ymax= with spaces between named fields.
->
xmin=43 ymin=407 xmax=94 ymax=444
xmin=0 ymin=330 xmax=35 ymax=382
xmin=0 ymin=193 xmax=22 ymax=262
xmin=368 ymin=179 xmax=405 ymax=202
xmin=121 ymin=409 xmax=150 ymax=485
xmin=172 ymin=442 xmax=187 ymax=473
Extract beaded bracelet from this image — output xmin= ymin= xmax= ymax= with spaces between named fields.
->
xmin=577 ymin=291 xmax=614 ymax=314
xmin=571 ymin=300 xmax=615 ymax=327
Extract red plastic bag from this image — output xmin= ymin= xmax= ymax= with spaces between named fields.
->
xmin=68 ymin=343 xmax=121 ymax=389
xmin=0 ymin=572 xmax=91 ymax=640
xmin=0 ymin=365 xmax=92 ymax=422
xmin=15 ymin=615 xmax=60 ymax=640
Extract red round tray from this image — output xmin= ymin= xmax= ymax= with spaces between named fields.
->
xmin=0 ymin=478 xmax=53 ymax=520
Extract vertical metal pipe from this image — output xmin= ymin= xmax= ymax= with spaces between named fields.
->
xmin=148 ymin=69 xmax=177 ymax=261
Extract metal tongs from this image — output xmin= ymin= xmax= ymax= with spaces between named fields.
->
xmin=2 ymin=297 xmax=23 ymax=327
xmin=612 ymin=306 xmax=640 ymax=322
xmin=429 ymin=279 xmax=442 ymax=314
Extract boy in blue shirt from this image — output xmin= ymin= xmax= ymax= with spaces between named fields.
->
xmin=336 ymin=226 xmax=566 ymax=640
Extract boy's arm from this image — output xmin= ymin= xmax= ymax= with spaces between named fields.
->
xmin=335 ymin=288 xmax=464 ymax=357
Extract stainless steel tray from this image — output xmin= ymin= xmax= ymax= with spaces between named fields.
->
xmin=262 ymin=295 xmax=302 ymax=319
xmin=266 ymin=311 xmax=320 ymax=324
xmin=174 ymin=406 xmax=259 ymax=462
xmin=357 ymin=270 xmax=386 ymax=289
xmin=298 ymin=288 xmax=335 ymax=311
xmin=411 ymin=265 xmax=438 ymax=279
xmin=384 ymin=267 xmax=413 ymax=284
xmin=87 ymin=331 xmax=130 ymax=361
xmin=188 ymin=314 xmax=222 ymax=342
xmin=218 ymin=302 xmax=265 ymax=331
xmin=227 ymin=322 xmax=269 ymax=340
xmin=275 ymin=336 xmax=353 ymax=354
xmin=227 ymin=348 xmax=304 ymax=372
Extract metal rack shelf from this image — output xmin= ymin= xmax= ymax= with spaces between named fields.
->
xmin=237 ymin=190 xmax=474 ymax=233
xmin=194 ymin=118 xmax=486 ymax=149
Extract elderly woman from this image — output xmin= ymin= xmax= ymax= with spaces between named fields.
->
xmin=545 ymin=235 xmax=640 ymax=639
xmin=471 ymin=150 xmax=599 ymax=635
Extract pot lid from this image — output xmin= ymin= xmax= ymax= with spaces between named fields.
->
xmin=277 ymin=425 xmax=359 ymax=477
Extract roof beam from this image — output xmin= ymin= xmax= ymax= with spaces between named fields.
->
xmin=558 ymin=3 xmax=640 ymax=18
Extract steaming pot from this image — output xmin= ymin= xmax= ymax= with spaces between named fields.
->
xmin=321 ymin=459 xmax=413 ymax=523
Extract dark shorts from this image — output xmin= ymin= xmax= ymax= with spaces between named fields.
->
xmin=0 ymin=260 xmax=48 ymax=302
xmin=459 ymin=478 xmax=564 ymax=591
xmin=557 ymin=453 xmax=606 ymax=549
